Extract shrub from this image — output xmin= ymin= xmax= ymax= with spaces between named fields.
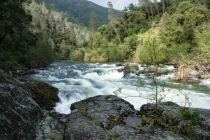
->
xmin=26 ymin=40 xmax=55 ymax=68
xmin=69 ymin=49 xmax=84 ymax=61
xmin=137 ymin=34 xmax=166 ymax=64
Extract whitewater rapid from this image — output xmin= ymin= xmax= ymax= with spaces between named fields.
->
xmin=30 ymin=61 xmax=210 ymax=114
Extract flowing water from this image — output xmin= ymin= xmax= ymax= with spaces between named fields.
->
xmin=30 ymin=61 xmax=210 ymax=114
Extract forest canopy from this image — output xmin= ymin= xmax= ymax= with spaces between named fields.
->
xmin=83 ymin=0 xmax=210 ymax=66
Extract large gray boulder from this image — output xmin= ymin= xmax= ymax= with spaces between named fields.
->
xmin=0 ymin=72 xmax=60 ymax=140
xmin=0 ymin=83 xmax=41 ymax=140
xmin=65 ymin=95 xmax=186 ymax=140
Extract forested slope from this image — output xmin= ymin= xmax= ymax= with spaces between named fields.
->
xmin=0 ymin=0 xmax=90 ymax=70
xmin=83 ymin=0 xmax=210 ymax=69
xmin=27 ymin=0 xmax=90 ymax=59
xmin=44 ymin=0 xmax=122 ymax=27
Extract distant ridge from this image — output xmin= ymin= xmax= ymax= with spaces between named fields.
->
xmin=45 ymin=0 xmax=121 ymax=27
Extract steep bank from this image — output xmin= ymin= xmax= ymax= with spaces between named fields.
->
xmin=0 ymin=69 xmax=209 ymax=139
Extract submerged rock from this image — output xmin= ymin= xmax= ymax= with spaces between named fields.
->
xmin=122 ymin=63 xmax=173 ymax=79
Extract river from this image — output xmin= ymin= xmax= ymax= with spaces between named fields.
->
xmin=30 ymin=61 xmax=210 ymax=114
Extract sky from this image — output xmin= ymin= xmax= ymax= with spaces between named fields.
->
xmin=88 ymin=0 xmax=139 ymax=10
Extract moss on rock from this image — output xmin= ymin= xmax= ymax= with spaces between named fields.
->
xmin=30 ymin=81 xmax=59 ymax=110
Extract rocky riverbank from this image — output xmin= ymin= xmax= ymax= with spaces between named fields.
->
xmin=0 ymin=70 xmax=210 ymax=140
xmin=120 ymin=63 xmax=210 ymax=83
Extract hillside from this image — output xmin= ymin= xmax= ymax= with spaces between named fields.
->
xmin=44 ymin=0 xmax=122 ymax=27
xmin=0 ymin=0 xmax=90 ymax=69
xmin=27 ymin=0 xmax=90 ymax=59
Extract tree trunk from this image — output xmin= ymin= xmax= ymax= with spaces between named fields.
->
xmin=154 ymin=0 xmax=160 ymax=15
xmin=161 ymin=0 xmax=165 ymax=13
xmin=149 ymin=4 xmax=154 ymax=20
xmin=113 ymin=24 xmax=122 ymax=45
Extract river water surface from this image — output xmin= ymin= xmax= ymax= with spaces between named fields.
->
xmin=30 ymin=61 xmax=210 ymax=114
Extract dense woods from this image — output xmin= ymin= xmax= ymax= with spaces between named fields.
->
xmin=28 ymin=0 xmax=89 ymax=59
xmin=0 ymin=0 xmax=89 ymax=69
xmin=83 ymin=0 xmax=210 ymax=77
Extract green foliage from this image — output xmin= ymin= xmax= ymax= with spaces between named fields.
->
xmin=122 ymin=5 xmax=150 ymax=35
xmin=0 ymin=0 xmax=32 ymax=48
xmin=181 ymin=109 xmax=200 ymax=125
xmin=137 ymin=36 xmax=166 ymax=64
xmin=84 ymin=0 xmax=210 ymax=65
xmin=31 ymin=80 xmax=59 ymax=110
xmin=108 ymin=44 xmax=123 ymax=61
xmin=159 ymin=1 xmax=209 ymax=63
xmin=26 ymin=40 xmax=55 ymax=68
xmin=1 ymin=0 xmax=209 ymax=69
xmin=122 ymin=35 xmax=138 ymax=60
xmin=69 ymin=49 xmax=84 ymax=62
xmin=28 ymin=0 xmax=90 ymax=60
xmin=76 ymin=104 xmax=86 ymax=113
xmin=113 ymin=88 xmax=122 ymax=97
xmin=169 ymin=130 xmax=176 ymax=136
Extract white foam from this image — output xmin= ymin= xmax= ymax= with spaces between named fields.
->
xmin=101 ymin=70 xmax=123 ymax=80
xmin=73 ymin=69 xmax=82 ymax=76
xmin=165 ymin=65 xmax=175 ymax=71
xmin=159 ymin=73 xmax=175 ymax=80
xmin=30 ymin=62 xmax=210 ymax=115
xmin=55 ymin=91 xmax=87 ymax=114
xmin=48 ymin=75 xmax=60 ymax=81
xmin=200 ymin=78 xmax=210 ymax=86
xmin=83 ymin=72 xmax=99 ymax=79
xmin=101 ymin=64 xmax=115 ymax=67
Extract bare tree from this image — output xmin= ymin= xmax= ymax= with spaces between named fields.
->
xmin=89 ymin=12 xmax=97 ymax=43
xmin=107 ymin=1 xmax=122 ymax=45
xmin=161 ymin=0 xmax=166 ymax=13
xmin=139 ymin=0 xmax=154 ymax=20
xmin=154 ymin=0 xmax=160 ymax=15
xmin=139 ymin=0 xmax=150 ymax=18
xmin=149 ymin=1 xmax=154 ymax=20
